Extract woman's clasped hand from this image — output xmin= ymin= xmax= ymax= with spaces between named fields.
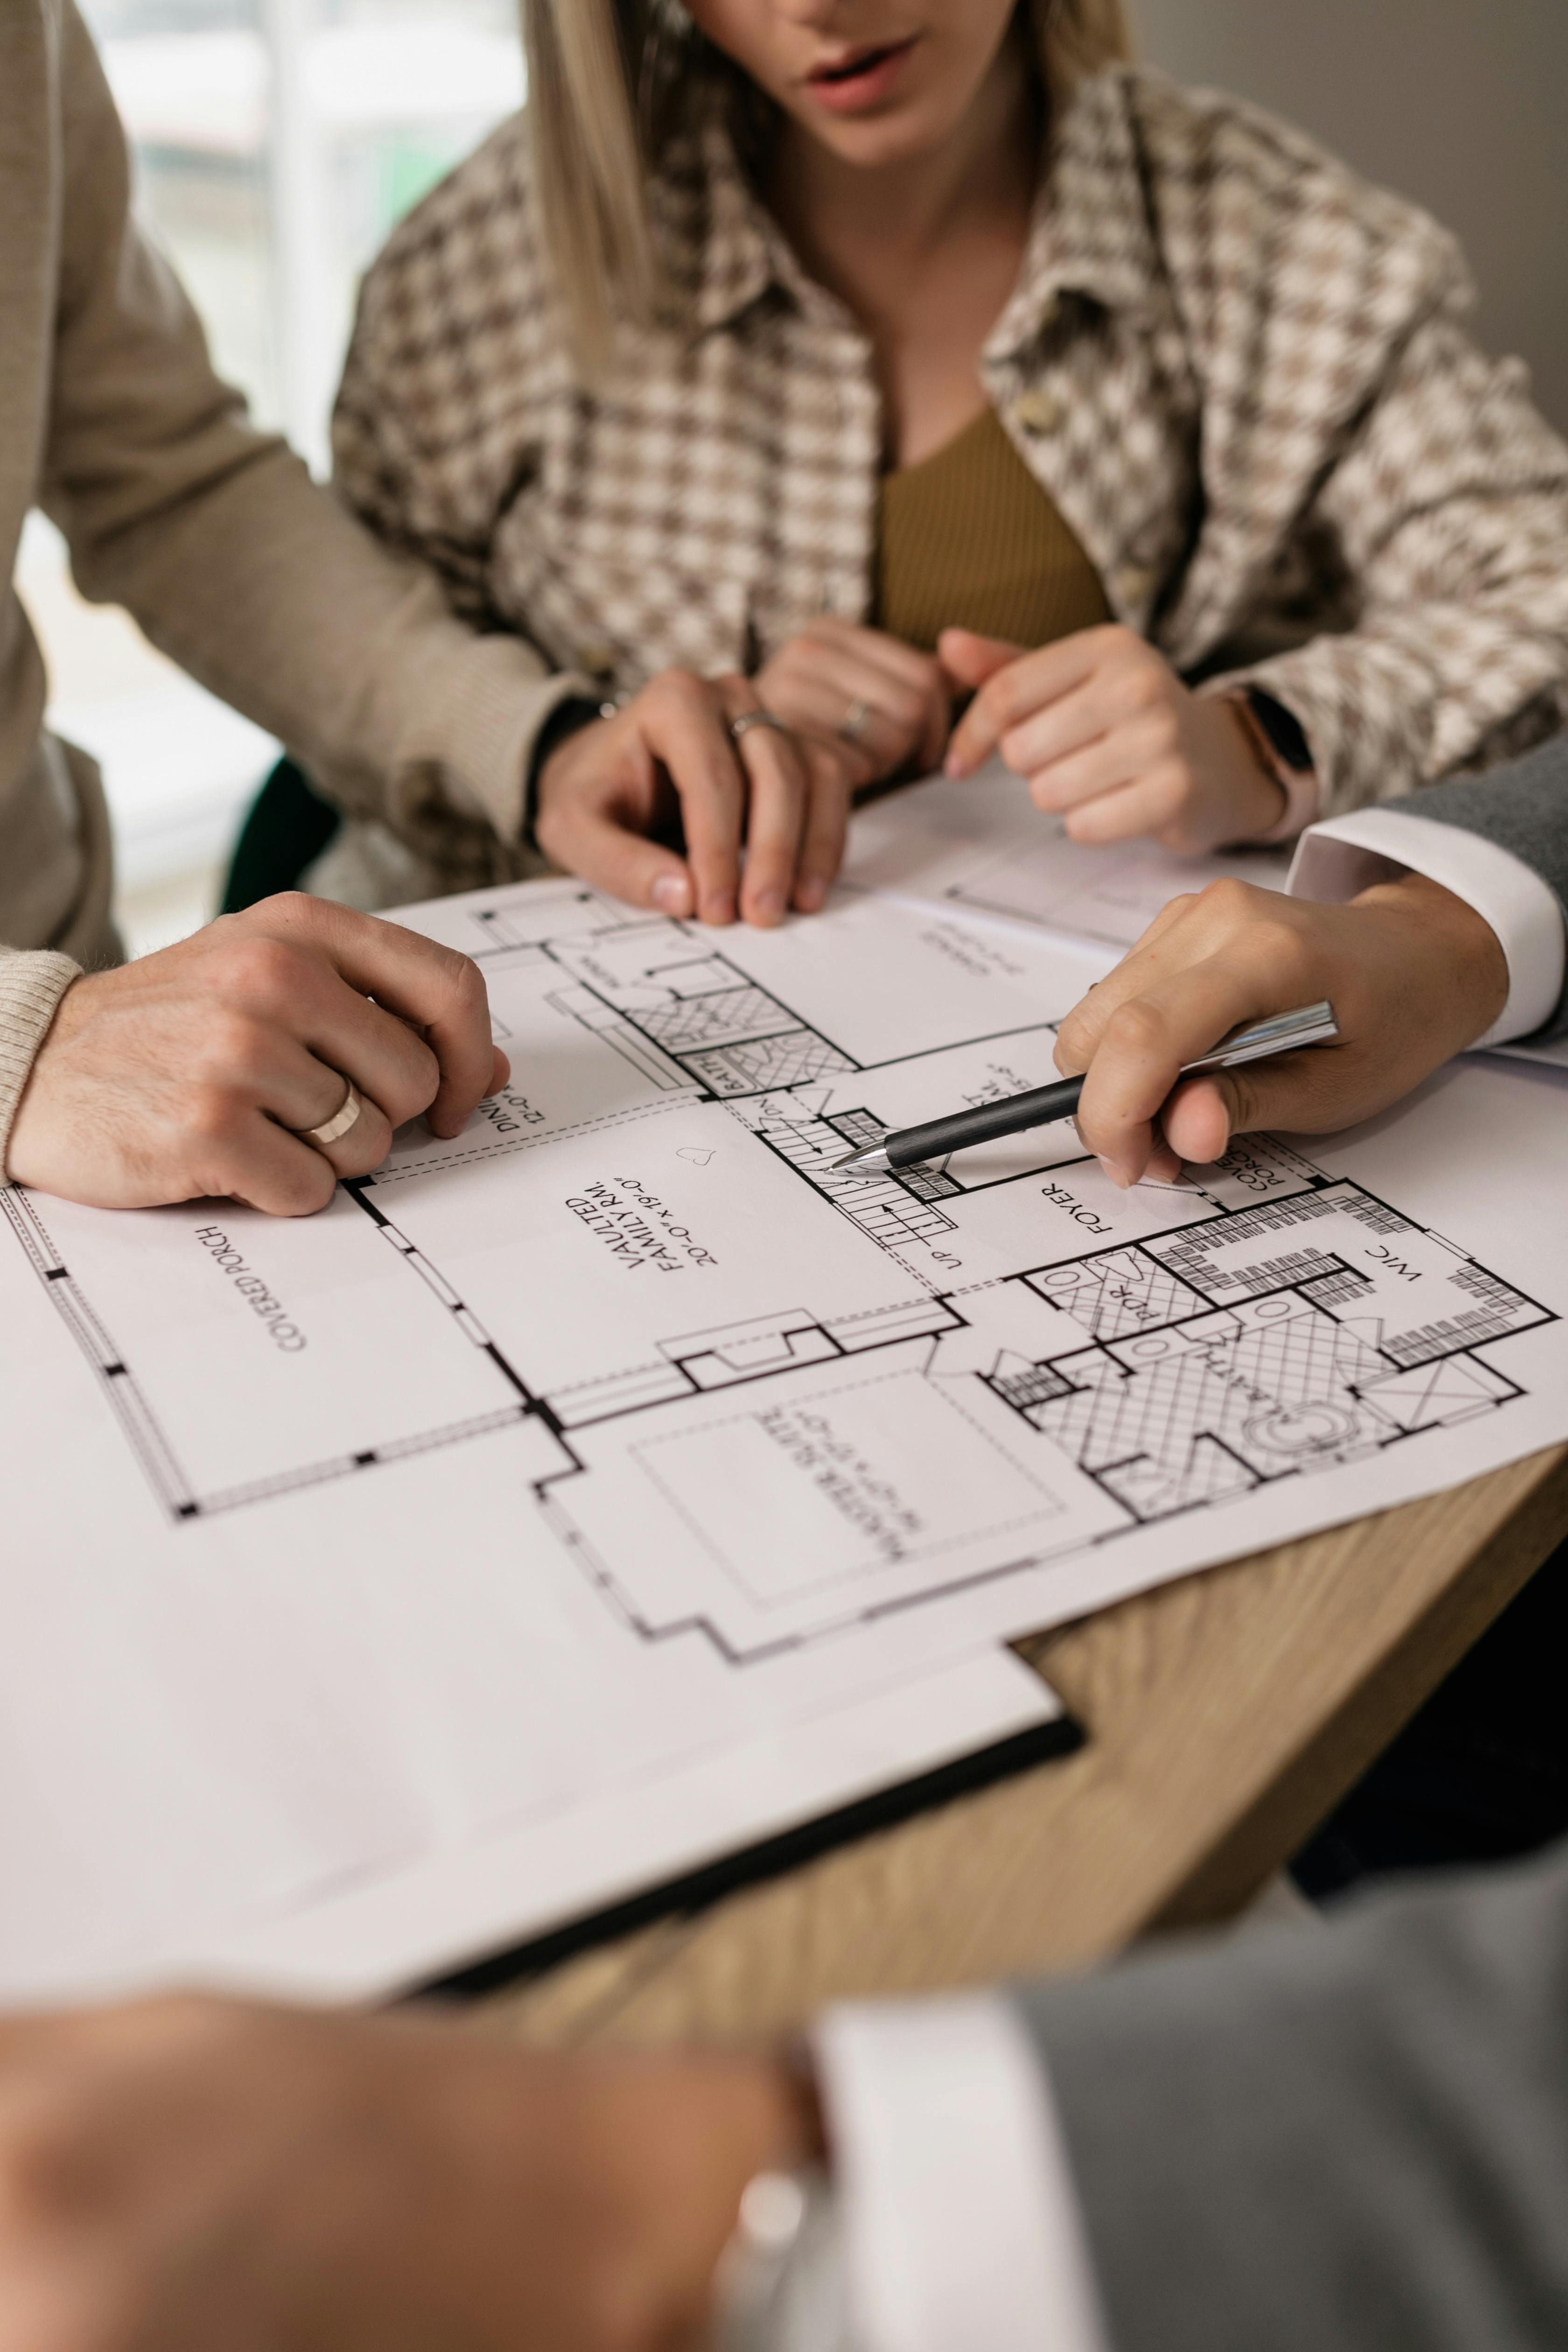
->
xmin=532 ymin=627 xmax=954 ymax=931
xmin=533 ymin=620 xmax=1291 ymax=928
xmin=941 ymin=625 xmax=1288 ymax=853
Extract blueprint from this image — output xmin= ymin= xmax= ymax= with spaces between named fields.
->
xmin=12 ymin=873 xmax=1564 ymax=1661
xmin=6 ymin=794 xmax=1568 ymax=2001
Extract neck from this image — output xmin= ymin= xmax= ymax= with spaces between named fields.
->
xmin=770 ymin=34 xmax=1039 ymax=289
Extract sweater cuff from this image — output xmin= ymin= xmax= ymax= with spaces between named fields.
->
xmin=0 ymin=952 xmax=81 ymax=1176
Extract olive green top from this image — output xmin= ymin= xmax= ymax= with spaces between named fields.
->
xmin=875 ymin=405 xmax=1112 ymax=655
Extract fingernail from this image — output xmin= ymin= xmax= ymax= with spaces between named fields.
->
xmin=652 ymin=873 xmax=693 ymax=918
xmin=795 ymin=876 xmax=827 ymax=913
xmin=1097 ymin=1155 xmax=1131 ymax=1190
xmin=703 ymin=893 xmax=736 ymax=926
xmin=751 ymin=888 xmax=785 ymax=925
xmin=944 ymin=752 xmax=964 ymax=779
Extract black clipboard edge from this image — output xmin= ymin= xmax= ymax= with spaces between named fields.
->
xmin=422 ymin=1707 xmax=1084 ymax=2005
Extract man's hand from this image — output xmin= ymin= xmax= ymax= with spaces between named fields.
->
xmin=1055 ymin=871 xmax=1509 ymax=1186
xmin=534 ymin=669 xmax=848 ymax=927
xmin=6 ymin=894 xmax=507 ymax=1216
xmin=0 ymin=1995 xmax=811 ymax=2352
xmin=756 ymin=618 xmax=951 ymax=794
xmin=941 ymin=625 xmax=1287 ymax=852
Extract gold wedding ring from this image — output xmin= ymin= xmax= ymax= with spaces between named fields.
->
xmin=298 ymin=1080 xmax=363 ymax=1148
xmin=838 ymin=695 xmax=876 ymax=747
xmin=728 ymin=709 xmax=793 ymax=745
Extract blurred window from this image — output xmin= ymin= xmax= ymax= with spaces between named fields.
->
xmin=21 ymin=0 xmax=524 ymax=950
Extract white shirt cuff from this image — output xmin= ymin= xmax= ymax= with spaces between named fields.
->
xmin=813 ymin=1993 xmax=1110 ymax=2352
xmin=1287 ymin=806 xmax=1567 ymax=1048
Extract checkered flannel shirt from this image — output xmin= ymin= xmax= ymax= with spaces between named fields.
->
xmin=333 ymin=64 xmax=1568 ymax=894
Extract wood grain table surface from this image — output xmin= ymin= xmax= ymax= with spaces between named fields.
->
xmin=483 ymin=1442 xmax=1568 ymax=2055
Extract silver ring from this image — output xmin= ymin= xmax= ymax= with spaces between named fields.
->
xmin=838 ymin=696 xmax=877 ymax=747
xmin=298 ymin=1081 xmax=362 ymax=1148
xmin=729 ymin=709 xmax=794 ymax=745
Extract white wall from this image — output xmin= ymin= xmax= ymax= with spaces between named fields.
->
xmin=1126 ymin=0 xmax=1568 ymax=431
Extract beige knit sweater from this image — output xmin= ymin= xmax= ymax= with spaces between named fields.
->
xmin=0 ymin=1 xmax=579 ymax=1165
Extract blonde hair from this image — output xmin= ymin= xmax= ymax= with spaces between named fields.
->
xmin=522 ymin=0 xmax=1132 ymax=371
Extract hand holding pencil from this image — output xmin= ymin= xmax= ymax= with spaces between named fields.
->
xmin=1055 ymin=874 xmax=1510 ymax=1187
xmin=839 ymin=869 xmax=1512 ymax=1191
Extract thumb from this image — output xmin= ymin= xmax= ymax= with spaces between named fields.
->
xmin=1163 ymin=1049 xmax=1358 ymax=1164
xmin=1161 ymin=1076 xmax=1237 ymax=1166
xmin=937 ymin=627 xmax=1026 ymax=692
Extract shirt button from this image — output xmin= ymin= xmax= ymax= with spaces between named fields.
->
xmin=1013 ymin=387 xmax=1064 ymax=436
xmin=1114 ymin=564 xmax=1157 ymax=605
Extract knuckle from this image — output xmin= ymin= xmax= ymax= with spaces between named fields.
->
xmin=652 ymin=667 xmax=701 ymax=709
xmin=288 ymin=1158 xmax=338 ymax=1217
xmin=985 ymin=674 xmax=1024 ymax=728
xmin=1102 ymin=997 xmax=1172 ymax=1060
xmin=1123 ymin=657 xmax=1169 ymax=711
xmin=1249 ymin=920 xmax=1315 ymax=989
xmin=1148 ymin=760 xmax=1192 ymax=815
xmin=212 ymin=933 xmax=307 ymax=1013
xmin=1244 ymin=907 xmax=1301 ymax=951
xmin=336 ymin=1109 xmax=396 ymax=1174
xmin=444 ymin=953 xmax=488 ymax=1022
xmin=1198 ymin=877 xmax=1264 ymax=926
xmin=201 ymin=1008 xmax=267 ymax=1072
xmin=1140 ymin=707 xmax=1182 ymax=760
xmin=252 ymin=889 xmax=318 ymax=933
xmin=384 ymin=1056 xmax=438 ymax=1127
xmin=187 ymin=1095 xmax=250 ymax=1158
xmin=1054 ymin=1013 xmax=1091 ymax=1072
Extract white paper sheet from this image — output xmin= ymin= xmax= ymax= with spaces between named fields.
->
xmin=0 ymin=1207 xmax=1059 ymax=2000
xmin=844 ymin=758 xmax=1291 ymax=946
xmin=7 ymin=768 xmax=1568 ymax=2001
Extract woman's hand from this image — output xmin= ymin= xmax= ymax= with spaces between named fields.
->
xmin=6 ymin=895 xmax=507 ymax=1215
xmin=534 ymin=668 xmax=849 ymax=927
xmin=1055 ymin=871 xmax=1509 ymax=1186
xmin=755 ymin=618 xmax=952 ymax=793
xmin=940 ymin=625 xmax=1288 ymax=853
xmin=0 ymin=1994 xmax=814 ymax=2352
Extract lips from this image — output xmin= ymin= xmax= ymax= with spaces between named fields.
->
xmin=809 ymin=42 xmax=903 ymax=84
xmin=802 ymin=33 xmax=920 ymax=112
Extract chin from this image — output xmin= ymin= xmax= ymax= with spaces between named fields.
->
xmin=808 ymin=103 xmax=954 ymax=169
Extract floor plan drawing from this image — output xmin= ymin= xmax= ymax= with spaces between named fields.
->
xmin=5 ymin=880 xmax=1554 ymax=1663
